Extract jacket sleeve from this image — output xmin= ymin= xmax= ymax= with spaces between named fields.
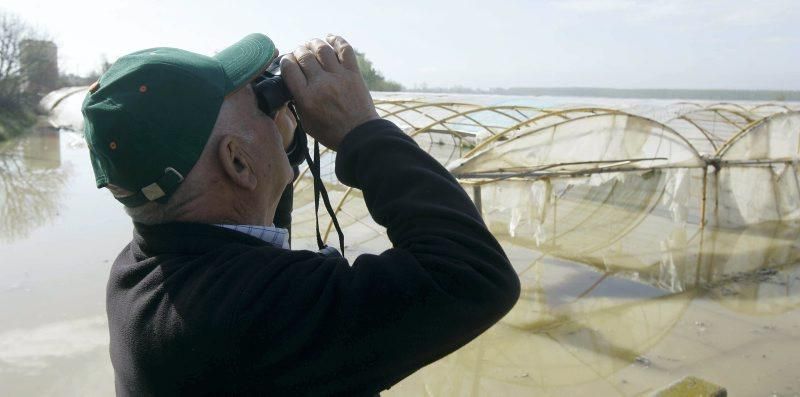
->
xmin=233 ymin=119 xmax=520 ymax=394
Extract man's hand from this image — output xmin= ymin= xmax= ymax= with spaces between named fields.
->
xmin=280 ymin=35 xmax=379 ymax=151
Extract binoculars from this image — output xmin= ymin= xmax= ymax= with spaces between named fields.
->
xmin=250 ymin=55 xmax=346 ymax=256
xmin=252 ymin=56 xmax=291 ymax=118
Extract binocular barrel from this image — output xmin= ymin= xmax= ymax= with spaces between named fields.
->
xmin=253 ymin=74 xmax=292 ymax=118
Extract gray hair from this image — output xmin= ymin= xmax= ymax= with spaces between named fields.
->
xmin=107 ymin=182 xmax=199 ymax=225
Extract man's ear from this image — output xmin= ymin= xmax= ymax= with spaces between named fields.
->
xmin=217 ymin=135 xmax=258 ymax=191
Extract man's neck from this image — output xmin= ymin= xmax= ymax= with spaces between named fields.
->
xmin=171 ymin=196 xmax=275 ymax=227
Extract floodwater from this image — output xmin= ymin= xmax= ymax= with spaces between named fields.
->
xmin=0 ymin=127 xmax=122 ymax=396
xmin=2 ymin=97 xmax=800 ymax=396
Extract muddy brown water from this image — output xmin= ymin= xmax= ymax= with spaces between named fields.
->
xmin=1 ymin=127 xmax=799 ymax=396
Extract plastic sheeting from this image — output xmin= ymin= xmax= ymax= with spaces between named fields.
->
xmin=714 ymin=112 xmax=800 ymax=226
xmin=287 ymin=99 xmax=800 ymax=263
xmin=450 ymin=114 xmax=704 ymax=176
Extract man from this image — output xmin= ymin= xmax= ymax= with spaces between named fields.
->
xmin=82 ymin=33 xmax=520 ymax=396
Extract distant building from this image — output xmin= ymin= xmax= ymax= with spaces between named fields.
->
xmin=20 ymin=40 xmax=58 ymax=96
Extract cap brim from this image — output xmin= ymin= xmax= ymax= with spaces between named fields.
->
xmin=214 ymin=33 xmax=276 ymax=94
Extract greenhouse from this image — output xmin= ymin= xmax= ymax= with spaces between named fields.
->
xmin=286 ymin=96 xmax=800 ymax=395
xmin=293 ymin=97 xmax=800 ymax=265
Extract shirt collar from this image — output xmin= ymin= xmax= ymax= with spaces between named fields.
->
xmin=214 ymin=224 xmax=290 ymax=249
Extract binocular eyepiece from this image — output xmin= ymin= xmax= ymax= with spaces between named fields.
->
xmin=252 ymin=56 xmax=292 ymax=118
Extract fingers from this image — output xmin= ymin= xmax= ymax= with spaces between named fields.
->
xmin=326 ymin=35 xmax=358 ymax=72
xmin=282 ymin=36 xmax=358 ymax=100
xmin=292 ymin=45 xmax=323 ymax=80
xmin=308 ymin=38 xmax=341 ymax=72
xmin=280 ymin=54 xmax=307 ymax=94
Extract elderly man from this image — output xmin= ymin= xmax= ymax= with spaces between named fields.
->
xmin=82 ymin=33 xmax=520 ymax=396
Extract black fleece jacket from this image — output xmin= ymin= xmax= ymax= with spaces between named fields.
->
xmin=106 ymin=119 xmax=520 ymax=396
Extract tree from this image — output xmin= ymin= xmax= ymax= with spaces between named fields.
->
xmin=0 ymin=12 xmax=28 ymax=107
xmin=0 ymin=12 xmax=47 ymax=108
xmin=355 ymin=50 xmax=403 ymax=92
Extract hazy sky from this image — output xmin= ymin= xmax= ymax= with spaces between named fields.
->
xmin=2 ymin=0 xmax=799 ymax=90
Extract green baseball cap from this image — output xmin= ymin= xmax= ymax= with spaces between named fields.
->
xmin=82 ymin=33 xmax=275 ymax=207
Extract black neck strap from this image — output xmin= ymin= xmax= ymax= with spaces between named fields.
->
xmin=289 ymin=103 xmax=346 ymax=255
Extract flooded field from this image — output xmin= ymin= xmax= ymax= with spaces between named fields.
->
xmin=2 ymin=92 xmax=800 ymax=396
xmin=0 ymin=129 xmax=122 ymax=396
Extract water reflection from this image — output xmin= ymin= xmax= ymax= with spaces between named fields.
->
xmin=288 ymin=161 xmax=800 ymax=395
xmin=0 ymin=127 xmax=121 ymax=397
xmin=0 ymin=315 xmax=107 ymax=371
xmin=0 ymin=316 xmax=113 ymax=396
xmin=386 ymin=218 xmax=800 ymax=396
xmin=285 ymin=138 xmax=800 ymax=395
xmin=0 ymin=123 xmax=68 ymax=242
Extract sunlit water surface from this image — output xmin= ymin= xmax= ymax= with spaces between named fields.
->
xmin=2 ymin=94 xmax=800 ymax=396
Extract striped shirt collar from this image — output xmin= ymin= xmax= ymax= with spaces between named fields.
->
xmin=215 ymin=224 xmax=290 ymax=249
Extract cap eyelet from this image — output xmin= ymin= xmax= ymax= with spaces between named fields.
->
xmin=109 ymin=141 xmax=118 ymax=150
xmin=139 ymin=85 xmax=148 ymax=93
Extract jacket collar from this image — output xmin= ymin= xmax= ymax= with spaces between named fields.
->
xmin=132 ymin=221 xmax=272 ymax=257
